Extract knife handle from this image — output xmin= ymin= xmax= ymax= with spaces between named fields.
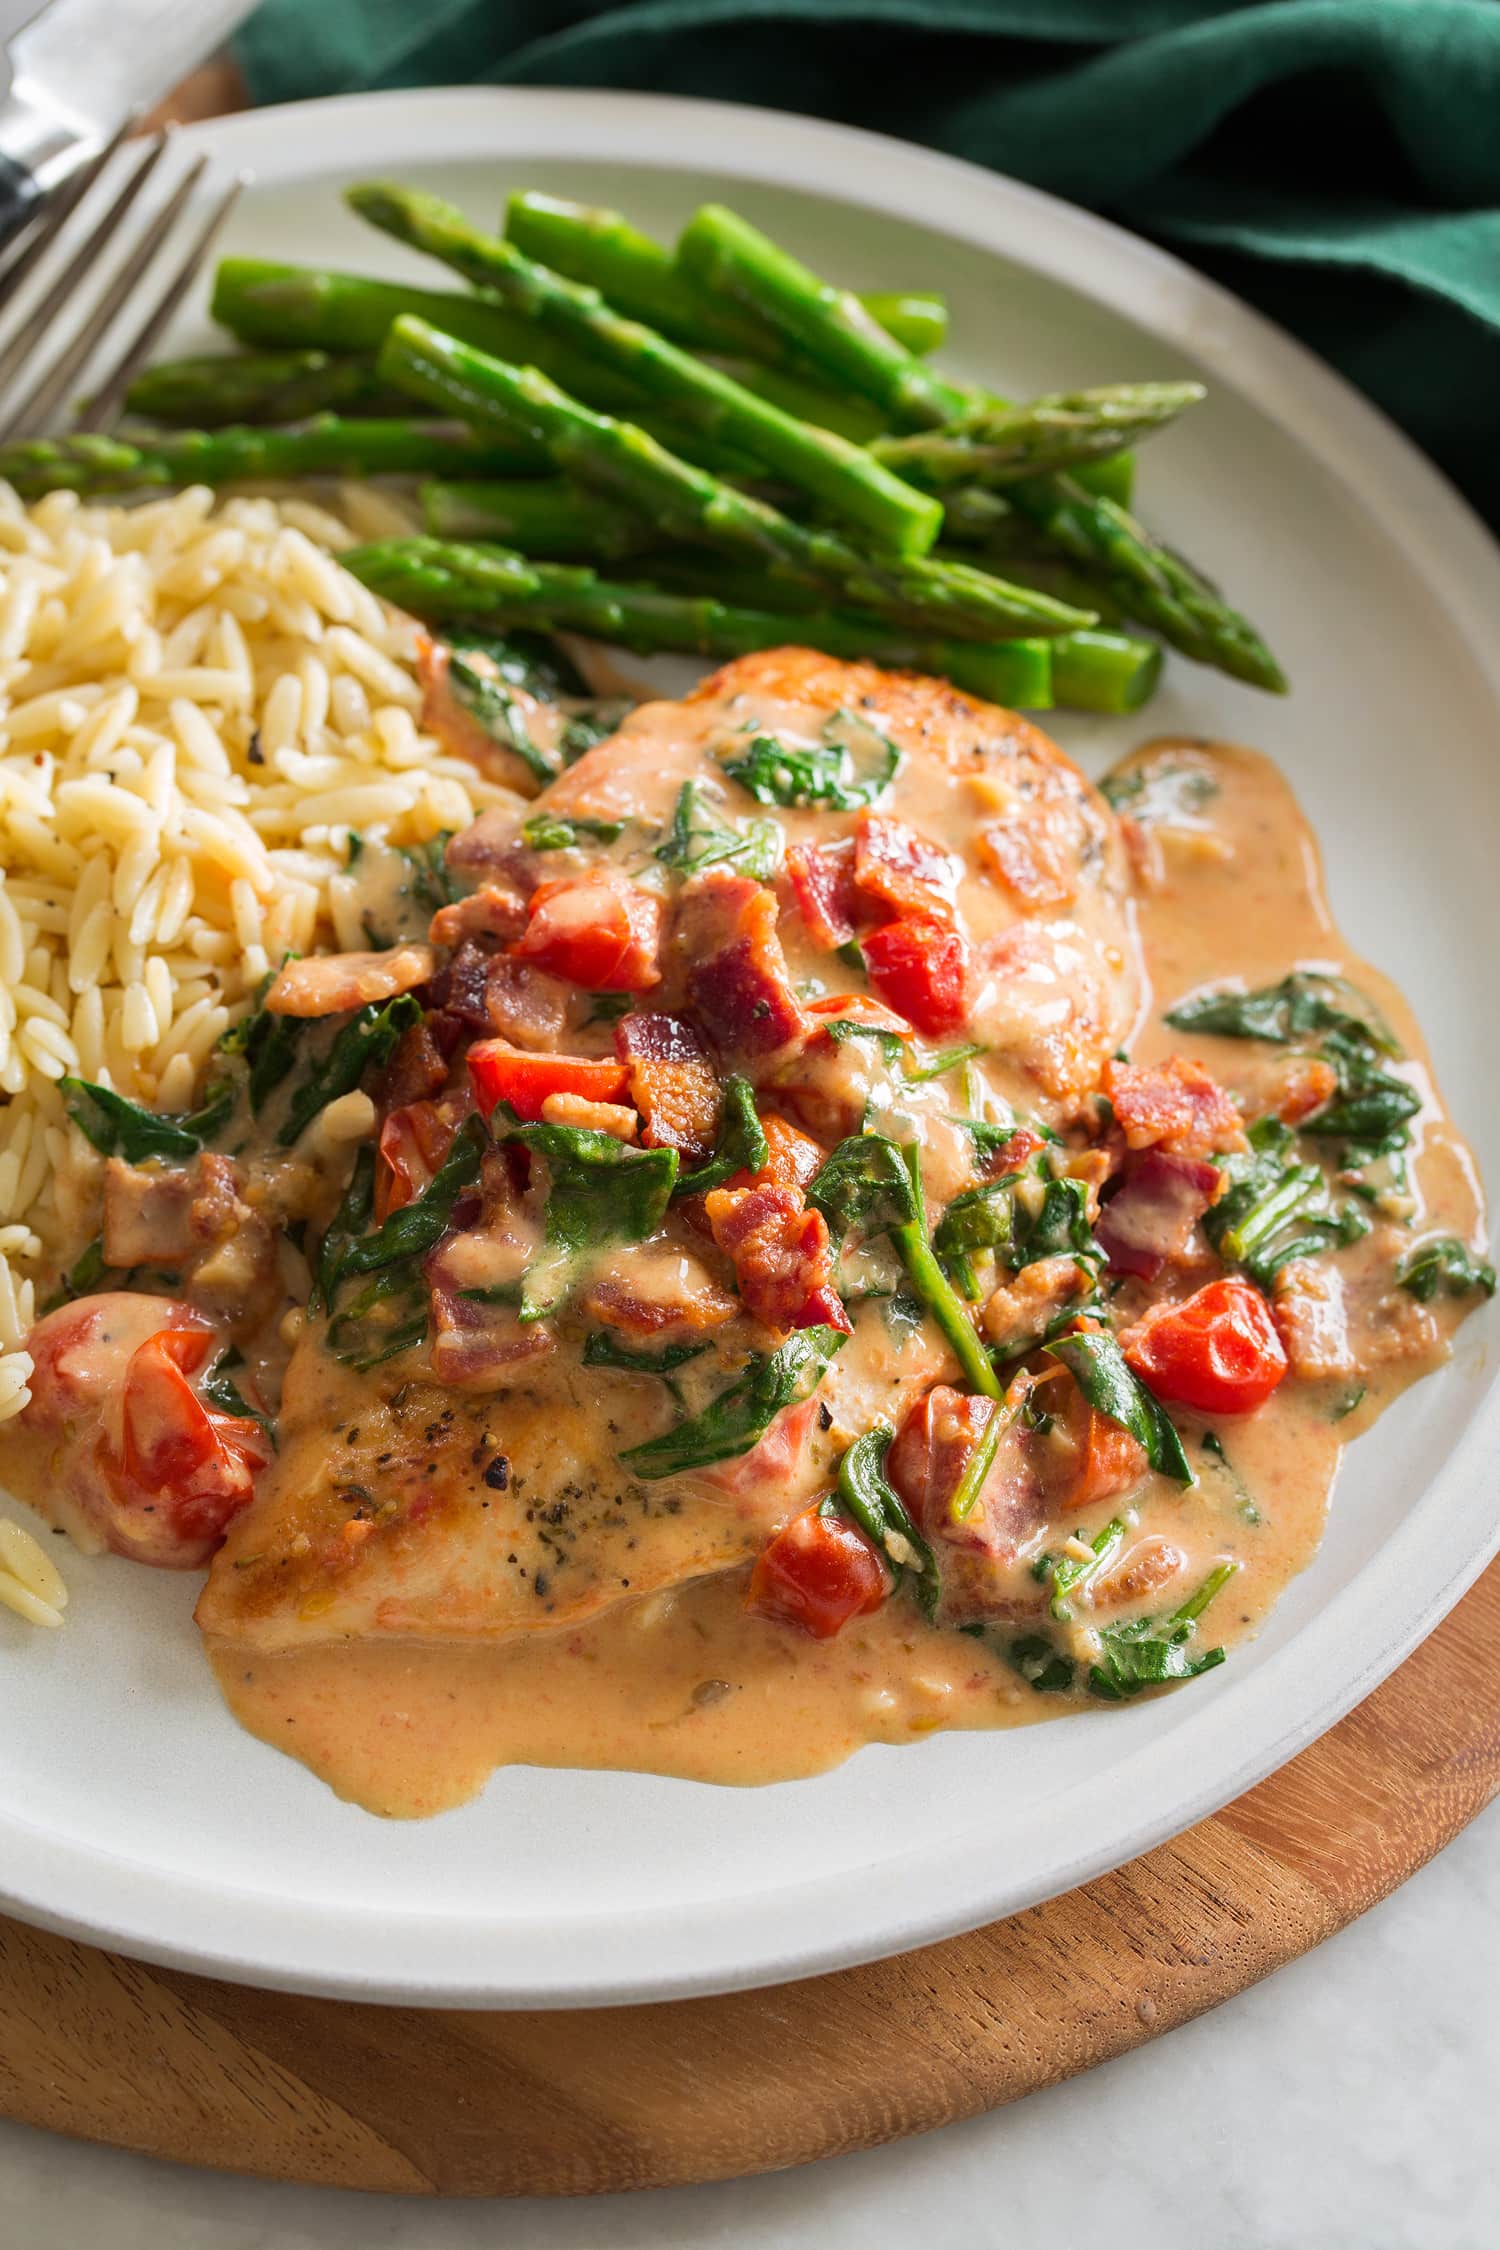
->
xmin=0 ymin=153 xmax=41 ymax=253
xmin=0 ymin=88 xmax=82 ymax=253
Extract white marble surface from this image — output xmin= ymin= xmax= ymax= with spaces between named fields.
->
xmin=0 ymin=1798 xmax=1494 ymax=2249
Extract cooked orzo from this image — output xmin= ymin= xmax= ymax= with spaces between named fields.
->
xmin=0 ymin=480 xmax=515 ymax=1430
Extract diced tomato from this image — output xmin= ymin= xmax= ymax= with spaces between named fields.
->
xmin=746 ymin=1503 xmax=890 ymax=1638
xmin=375 ymin=1099 xmax=461 ymax=1221
xmin=853 ymin=812 xmax=962 ymax=920
xmin=785 ymin=838 xmax=858 ymax=950
xmin=862 ymin=914 xmax=970 ymax=1037
xmin=803 ymin=992 xmax=915 ymax=1040
xmin=1123 ymin=1276 xmax=1288 ymax=1415
xmin=705 ymin=1180 xmax=851 ymax=1336
xmin=516 ymin=873 xmax=663 ymax=991
xmin=1073 ymin=1411 xmax=1150 ymax=1508
xmin=468 ymin=1039 xmax=628 ymax=1124
xmin=1103 ymin=1055 xmax=1246 ymax=1159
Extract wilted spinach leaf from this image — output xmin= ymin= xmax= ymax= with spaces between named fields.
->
xmin=61 ymin=1075 xmax=235 ymax=1162
xmin=1397 ymin=1235 xmax=1497 ymax=1303
xmin=1045 ymin=1327 xmax=1193 ymax=1483
xmin=278 ymin=994 xmax=420 ymax=1148
xmin=620 ymin=1324 xmax=847 ymax=1479
xmin=674 ymin=1075 xmax=767 ymax=1198
xmin=493 ymin=1111 xmax=677 ymax=1319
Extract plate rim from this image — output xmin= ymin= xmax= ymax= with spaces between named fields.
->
xmin=2 ymin=82 xmax=1498 ymax=2010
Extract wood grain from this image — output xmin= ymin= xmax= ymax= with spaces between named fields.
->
xmin=0 ymin=1555 xmax=1495 ymax=2197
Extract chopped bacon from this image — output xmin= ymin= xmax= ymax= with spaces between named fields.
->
xmin=1271 ymin=1260 xmax=1357 ymax=1380
xmin=444 ymin=805 xmax=534 ymax=883
xmin=1095 ymin=1148 xmax=1223 ymax=1280
xmin=468 ymin=1039 xmax=628 ymax=1123
xmin=785 ymin=837 xmax=858 ymax=950
xmin=101 ymin=1153 xmax=274 ymax=1322
xmin=862 ymin=914 xmax=969 ymax=1036
xmin=981 ymin=1255 xmax=1094 ymax=1356
xmin=379 ymin=1019 xmax=449 ymax=1111
xmin=705 ymin=1180 xmax=850 ymax=1337
xmin=976 ymin=1126 xmax=1047 ymax=1179
xmin=1268 ymin=1053 xmax=1340 ymax=1127
xmin=375 ymin=1098 xmax=461 ymax=1222
xmin=580 ymin=1253 xmax=737 ymax=1337
xmin=175 ymin=1155 xmax=277 ymax=1322
xmin=265 ymin=943 xmax=436 ymax=1019
xmin=428 ymin=881 xmax=528 ymax=950
xmin=853 ymin=812 xmax=962 ymax=920
xmin=424 ymin=940 xmax=492 ymax=1033
xmin=978 ymin=803 xmax=1077 ymax=911
xmin=678 ymin=870 xmax=808 ymax=1070
xmin=426 ymin=1281 xmax=555 ymax=1391
xmin=517 ymin=873 xmax=663 ymax=992
xmin=483 ymin=956 xmax=571 ymax=1052
xmin=614 ymin=1011 xmax=721 ymax=1162
xmin=102 ymin=1157 xmax=199 ymax=1269
xmin=1103 ymin=1054 xmax=1247 ymax=1159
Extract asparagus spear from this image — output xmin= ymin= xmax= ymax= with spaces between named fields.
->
xmin=504 ymin=191 xmax=947 ymax=361
xmin=342 ymin=535 xmax=1054 ymax=708
xmin=346 ymin=183 xmax=942 ymax=558
xmin=0 ymin=418 xmax=544 ymax=498
xmin=1049 ymin=630 xmax=1161 ymax=714
xmin=870 ymin=384 xmax=1205 ymax=488
xmin=422 ymin=475 xmax=657 ymax=559
xmin=676 ymin=206 xmax=1284 ymax=690
xmin=124 ymin=350 xmax=410 ymax=428
xmin=637 ymin=554 xmax=1159 ymax=715
xmin=377 ymin=316 xmax=1094 ymax=643
xmin=1005 ymin=476 xmax=1286 ymax=692
xmin=210 ymin=257 xmax=647 ymax=416
xmin=677 ymin=204 xmax=972 ymax=430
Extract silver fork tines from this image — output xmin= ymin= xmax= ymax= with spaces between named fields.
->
xmin=0 ymin=135 xmax=246 ymax=449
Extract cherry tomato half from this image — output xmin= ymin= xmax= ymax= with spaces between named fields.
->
xmin=746 ymin=1504 xmax=890 ymax=1639
xmin=1123 ymin=1276 xmax=1288 ymax=1416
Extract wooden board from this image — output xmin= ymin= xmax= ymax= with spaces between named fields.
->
xmin=0 ymin=1553 xmax=1496 ymax=2197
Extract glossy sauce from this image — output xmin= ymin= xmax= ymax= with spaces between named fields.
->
xmin=207 ymin=740 xmax=1486 ymax=1816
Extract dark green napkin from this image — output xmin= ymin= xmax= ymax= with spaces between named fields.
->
xmin=236 ymin=0 xmax=1500 ymax=527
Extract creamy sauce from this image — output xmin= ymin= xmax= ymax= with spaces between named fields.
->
xmin=206 ymin=738 xmax=1486 ymax=1816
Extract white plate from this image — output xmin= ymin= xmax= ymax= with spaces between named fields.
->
xmin=2 ymin=88 xmax=1498 ymax=2009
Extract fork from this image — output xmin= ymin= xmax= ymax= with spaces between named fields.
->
xmin=0 ymin=123 xmax=245 ymax=447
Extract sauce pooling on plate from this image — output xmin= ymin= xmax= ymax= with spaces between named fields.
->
xmin=3 ymin=654 xmax=1489 ymax=1816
